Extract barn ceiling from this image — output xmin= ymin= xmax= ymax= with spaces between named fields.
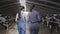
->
xmin=26 ymin=0 xmax=60 ymax=16
xmin=26 ymin=0 xmax=60 ymax=11
xmin=0 ymin=0 xmax=20 ymax=16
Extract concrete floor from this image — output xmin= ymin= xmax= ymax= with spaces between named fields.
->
xmin=7 ymin=23 xmax=18 ymax=34
xmin=0 ymin=23 xmax=18 ymax=34
xmin=39 ymin=23 xmax=60 ymax=34
xmin=0 ymin=23 xmax=60 ymax=34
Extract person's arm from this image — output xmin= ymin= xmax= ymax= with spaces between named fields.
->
xmin=23 ymin=12 xmax=30 ymax=23
xmin=27 ymin=14 xmax=30 ymax=22
xmin=37 ymin=12 xmax=41 ymax=23
xmin=15 ymin=13 xmax=19 ymax=22
xmin=23 ymin=13 xmax=26 ymax=22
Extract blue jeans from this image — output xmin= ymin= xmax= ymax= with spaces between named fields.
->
xmin=17 ymin=22 xmax=26 ymax=34
xmin=30 ymin=23 xmax=39 ymax=34
xmin=18 ymin=28 xmax=26 ymax=34
xmin=17 ymin=19 xmax=26 ymax=34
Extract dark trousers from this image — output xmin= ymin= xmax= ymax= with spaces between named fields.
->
xmin=30 ymin=23 xmax=39 ymax=34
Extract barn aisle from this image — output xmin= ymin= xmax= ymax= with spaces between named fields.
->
xmin=0 ymin=22 xmax=60 ymax=34
xmin=6 ymin=23 xmax=18 ymax=34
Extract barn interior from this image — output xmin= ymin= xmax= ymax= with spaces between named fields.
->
xmin=0 ymin=0 xmax=20 ymax=34
xmin=26 ymin=0 xmax=60 ymax=34
xmin=0 ymin=0 xmax=60 ymax=34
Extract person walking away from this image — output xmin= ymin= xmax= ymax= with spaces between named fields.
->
xmin=15 ymin=6 xmax=26 ymax=34
xmin=28 ymin=5 xmax=41 ymax=34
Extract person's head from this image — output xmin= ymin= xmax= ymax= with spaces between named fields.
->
xmin=20 ymin=6 xmax=24 ymax=11
xmin=30 ymin=5 xmax=35 ymax=12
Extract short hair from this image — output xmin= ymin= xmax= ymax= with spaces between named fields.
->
xmin=31 ymin=4 xmax=35 ymax=8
